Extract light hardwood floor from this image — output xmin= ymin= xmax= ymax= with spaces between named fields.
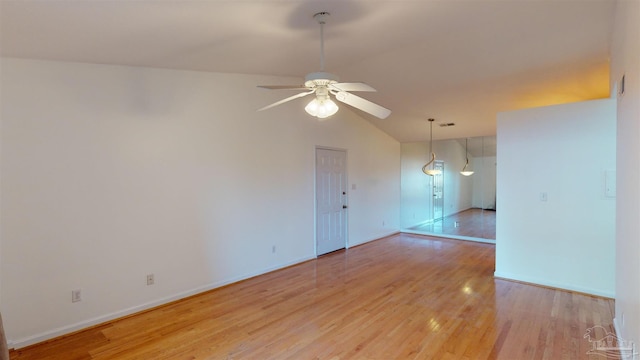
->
xmin=11 ymin=233 xmax=616 ymax=359
xmin=409 ymin=208 xmax=496 ymax=240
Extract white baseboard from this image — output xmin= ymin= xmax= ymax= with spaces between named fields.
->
xmin=493 ymin=271 xmax=615 ymax=298
xmin=8 ymin=255 xmax=315 ymax=349
xmin=614 ymin=317 xmax=639 ymax=360
xmin=347 ymin=230 xmax=400 ymax=248
xmin=401 ymin=229 xmax=496 ymax=244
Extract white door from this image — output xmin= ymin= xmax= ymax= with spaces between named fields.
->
xmin=432 ymin=160 xmax=445 ymax=222
xmin=316 ymin=148 xmax=347 ymax=255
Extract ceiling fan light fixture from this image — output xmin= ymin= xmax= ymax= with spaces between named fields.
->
xmin=256 ymin=11 xmax=391 ymax=119
xmin=305 ymin=97 xmax=338 ymax=119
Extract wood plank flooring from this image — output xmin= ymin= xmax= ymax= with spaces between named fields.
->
xmin=10 ymin=233 xmax=616 ymax=359
xmin=409 ymin=208 xmax=496 ymax=240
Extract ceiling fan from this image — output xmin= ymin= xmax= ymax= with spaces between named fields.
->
xmin=257 ymin=12 xmax=391 ymax=120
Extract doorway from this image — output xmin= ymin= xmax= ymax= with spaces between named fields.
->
xmin=432 ymin=160 xmax=444 ymax=222
xmin=315 ymin=148 xmax=348 ymax=255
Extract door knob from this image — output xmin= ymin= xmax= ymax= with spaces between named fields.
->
xmin=343 ymin=205 xmax=348 ymax=209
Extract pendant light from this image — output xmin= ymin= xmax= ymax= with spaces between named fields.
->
xmin=460 ymin=138 xmax=474 ymax=176
xmin=422 ymin=118 xmax=442 ymax=176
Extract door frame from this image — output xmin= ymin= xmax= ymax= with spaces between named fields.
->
xmin=314 ymin=146 xmax=349 ymax=256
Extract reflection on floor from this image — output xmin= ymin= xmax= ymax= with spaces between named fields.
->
xmin=408 ymin=208 xmax=496 ymax=240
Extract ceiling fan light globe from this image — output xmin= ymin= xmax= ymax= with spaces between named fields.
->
xmin=305 ymin=98 xmax=338 ymax=119
xmin=317 ymin=99 xmax=339 ymax=118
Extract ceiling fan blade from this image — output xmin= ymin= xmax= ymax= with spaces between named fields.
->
xmin=330 ymin=82 xmax=376 ymax=92
xmin=258 ymin=85 xmax=308 ymax=90
xmin=334 ymin=91 xmax=391 ymax=119
xmin=258 ymin=90 xmax=315 ymax=112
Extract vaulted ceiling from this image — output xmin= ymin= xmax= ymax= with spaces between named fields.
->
xmin=0 ymin=0 xmax=614 ymax=142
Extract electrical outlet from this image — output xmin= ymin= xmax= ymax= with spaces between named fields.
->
xmin=72 ymin=289 xmax=82 ymax=303
xmin=146 ymin=274 xmax=155 ymax=286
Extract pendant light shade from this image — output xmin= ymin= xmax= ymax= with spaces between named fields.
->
xmin=460 ymin=162 xmax=474 ymax=176
xmin=422 ymin=118 xmax=442 ymax=176
xmin=460 ymin=138 xmax=474 ymax=176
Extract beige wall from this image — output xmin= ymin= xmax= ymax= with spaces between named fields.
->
xmin=0 ymin=58 xmax=401 ymax=347
xmin=611 ymin=0 xmax=640 ymax=351
xmin=496 ymin=99 xmax=616 ymax=297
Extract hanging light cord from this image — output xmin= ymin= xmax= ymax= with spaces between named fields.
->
xmin=460 ymin=138 xmax=474 ymax=176
xmin=464 ymin=138 xmax=470 ymax=170
xmin=462 ymin=158 xmax=470 ymax=171
xmin=422 ymin=118 xmax=437 ymax=174
xmin=422 ymin=153 xmax=436 ymax=173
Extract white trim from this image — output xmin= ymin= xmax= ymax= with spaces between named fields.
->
xmin=404 ymin=218 xmax=435 ymax=229
xmin=401 ymin=230 xmax=496 ymax=245
xmin=348 ymin=231 xmax=400 ymax=248
xmin=614 ymin=317 xmax=638 ymax=360
xmin=314 ymin=146 xmax=348 ymax=256
xmin=493 ymin=271 xmax=615 ymax=298
xmin=8 ymin=255 xmax=315 ymax=349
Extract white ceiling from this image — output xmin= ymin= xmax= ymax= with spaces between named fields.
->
xmin=0 ymin=0 xmax=614 ymax=142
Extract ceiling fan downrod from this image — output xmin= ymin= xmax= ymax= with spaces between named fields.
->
xmin=314 ymin=12 xmax=330 ymax=72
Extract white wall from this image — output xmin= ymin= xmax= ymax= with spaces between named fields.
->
xmin=610 ymin=0 xmax=640 ymax=351
xmin=471 ymin=156 xmax=497 ymax=210
xmin=400 ymin=142 xmax=432 ymax=229
xmin=0 ymin=58 xmax=401 ymax=347
xmin=495 ymin=99 xmax=616 ymax=297
xmin=400 ymin=140 xmax=473 ymax=229
xmin=434 ymin=140 xmax=474 ymax=217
